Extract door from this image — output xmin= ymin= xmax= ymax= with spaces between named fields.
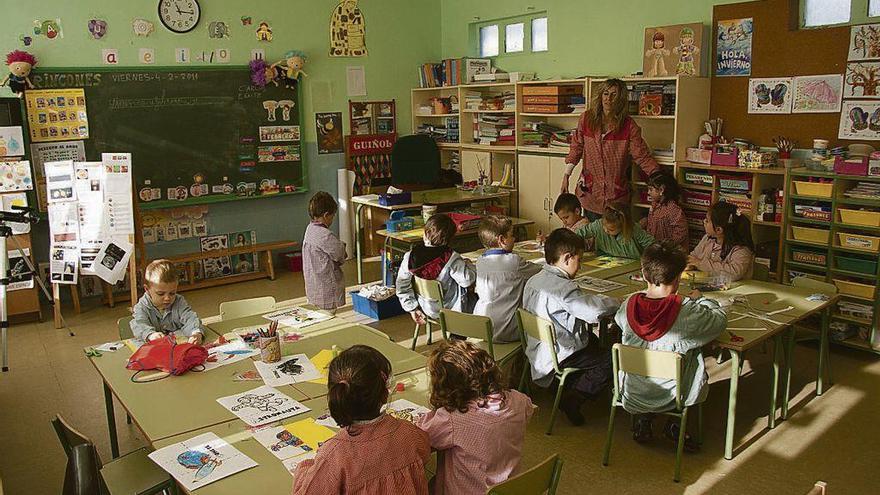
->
xmin=461 ymin=150 xmax=491 ymax=184
xmin=517 ymin=153 xmax=551 ymax=234
xmin=548 ymin=156 xmax=570 ymax=230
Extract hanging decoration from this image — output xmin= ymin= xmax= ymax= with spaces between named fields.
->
xmin=208 ymin=21 xmax=230 ymax=38
xmin=2 ymin=50 xmax=37 ymax=98
xmin=132 ymin=18 xmax=155 ymax=37
xmin=256 ymin=21 xmax=273 ymax=42
xmin=329 ymin=0 xmax=367 ymax=57
xmin=33 ymin=19 xmax=63 ymax=40
xmin=88 ymin=19 xmax=108 ymax=40
xmin=272 ymin=51 xmax=307 ymax=89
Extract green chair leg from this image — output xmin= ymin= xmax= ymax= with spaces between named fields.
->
xmin=674 ymin=408 xmax=689 ymax=483
xmin=518 ymin=360 xmax=529 ymax=393
xmin=411 ymin=323 xmax=421 ymax=351
xmin=426 ymin=321 xmax=433 ymax=345
xmin=547 ymin=374 xmax=569 ymax=435
xmin=602 ymin=403 xmax=617 ymax=466
xmin=716 ymin=348 xmax=726 ymax=365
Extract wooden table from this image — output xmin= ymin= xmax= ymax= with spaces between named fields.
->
xmin=352 ymin=188 xmax=511 ymax=283
xmin=204 ymin=311 xmax=352 ymax=341
xmin=462 ymin=241 xmax=643 ymax=280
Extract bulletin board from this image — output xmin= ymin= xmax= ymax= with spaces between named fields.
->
xmin=710 ymin=0 xmax=850 ymax=146
xmin=28 ymin=67 xmax=305 ymax=209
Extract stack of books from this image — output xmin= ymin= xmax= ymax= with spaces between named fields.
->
xmin=418 ymin=62 xmax=444 ymax=88
xmin=652 ymin=148 xmax=674 ymax=166
xmin=549 ymin=129 xmax=574 ymax=150
xmin=445 ymin=116 xmax=459 ymax=143
xmin=474 ymin=114 xmax=515 ymax=146
xmin=521 ymin=85 xmax=583 ymax=113
xmin=520 ymin=121 xmax=565 ymax=147
xmin=627 ymin=82 xmax=676 ymax=116
xmin=446 ymin=150 xmax=461 ymax=172
xmin=463 ymin=91 xmax=482 ymax=110
xmin=415 ymin=116 xmax=459 ymax=144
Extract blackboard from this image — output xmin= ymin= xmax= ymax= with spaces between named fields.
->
xmin=29 ymin=67 xmax=304 ymax=209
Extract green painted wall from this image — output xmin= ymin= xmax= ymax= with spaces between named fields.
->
xmin=439 ymin=0 xmax=739 ymax=78
xmin=1 ymin=0 xmax=440 ymax=262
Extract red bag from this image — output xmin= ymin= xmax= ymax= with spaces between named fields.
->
xmin=126 ymin=336 xmax=208 ymax=379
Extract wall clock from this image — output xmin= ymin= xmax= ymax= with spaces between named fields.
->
xmin=158 ymin=0 xmax=201 ymax=33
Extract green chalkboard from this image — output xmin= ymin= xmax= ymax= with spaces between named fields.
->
xmin=30 ymin=67 xmax=305 ymax=209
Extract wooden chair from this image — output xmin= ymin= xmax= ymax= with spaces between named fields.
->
xmin=602 ymin=344 xmax=701 ymax=483
xmin=516 ymin=308 xmax=589 ymax=435
xmin=219 ymin=296 xmax=276 ymax=321
xmin=411 ymin=277 xmax=443 ymax=350
xmin=486 ymin=454 xmax=563 ymax=495
xmin=52 ymin=415 xmax=177 ymax=495
xmin=438 ymin=309 xmax=522 ymax=366
xmin=117 ymin=316 xmax=134 ymax=340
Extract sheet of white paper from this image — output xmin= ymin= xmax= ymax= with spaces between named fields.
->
xmin=574 ymin=275 xmax=626 ymax=293
xmin=49 ymin=243 xmax=79 ymax=284
xmin=203 ymin=340 xmax=259 ymax=371
xmin=101 ymin=153 xmax=134 ymax=236
xmin=383 ymin=399 xmax=431 ymax=424
xmin=30 ymin=141 xmax=85 ymax=176
xmin=48 ymin=201 xmax=79 ymax=244
xmin=95 ymin=341 xmax=124 ymax=352
xmin=91 ymin=237 xmax=133 ymax=284
xmin=254 ymin=354 xmax=323 ymax=386
xmin=216 ymin=385 xmax=310 ymax=426
xmin=346 ymin=66 xmax=366 ymax=96
xmin=262 ymin=307 xmax=332 ymax=329
xmin=73 ymin=161 xmax=107 ymax=273
xmin=282 ymin=451 xmax=317 ymax=476
xmin=44 ymin=160 xmax=76 ymax=203
xmin=314 ymin=411 xmax=340 ymax=429
xmin=8 ymin=248 xmax=34 ymax=291
xmin=2 ymin=192 xmax=30 ymax=234
xmin=252 ymin=426 xmax=316 ymax=460
xmin=147 ymin=432 xmax=258 ymax=491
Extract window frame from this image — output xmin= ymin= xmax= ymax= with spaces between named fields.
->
xmin=472 ymin=11 xmax=549 ymax=58
xmin=799 ymin=0 xmax=880 ymax=29
xmin=479 ymin=24 xmax=500 ymax=57
xmin=505 ymin=22 xmax=525 ymax=53
xmin=531 ymin=16 xmax=549 ymax=52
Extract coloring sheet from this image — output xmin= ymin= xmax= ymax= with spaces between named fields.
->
xmin=262 ymin=307 xmax=332 ymax=329
xmin=314 ymin=411 xmax=340 ymax=429
xmin=254 ymin=354 xmax=322 ymax=386
xmin=282 ymin=451 xmax=316 ymax=475
xmin=792 ymin=74 xmax=843 ymax=113
xmin=0 ymin=161 xmax=33 ymax=193
xmin=848 ymin=23 xmax=880 ymax=61
xmin=216 ymin=385 xmax=310 ymax=427
xmin=253 ymin=425 xmax=314 ymax=460
xmin=839 ymin=100 xmax=880 ymax=140
xmin=383 ymin=399 xmax=431 ymax=424
xmin=147 ymin=432 xmax=257 ymax=491
xmin=748 ymin=77 xmax=793 ymax=114
xmin=844 ymin=62 xmax=880 ymax=98
xmin=0 ymin=126 xmax=25 ymax=157
xmin=574 ymin=275 xmax=627 ymax=293
xmin=203 ymin=340 xmax=259 ymax=371
xmin=583 ymin=256 xmax=632 ymax=269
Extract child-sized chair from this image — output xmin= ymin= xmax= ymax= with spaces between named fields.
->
xmin=411 ymin=277 xmax=443 ymax=350
xmin=117 ymin=316 xmax=134 ymax=340
xmin=52 ymin=414 xmax=177 ymax=495
xmin=602 ymin=344 xmax=701 ymax=483
xmin=516 ymin=308 xmax=590 ymax=435
xmin=487 ymin=454 xmax=563 ymax=495
xmin=438 ymin=310 xmax=522 ymax=367
xmin=219 ymin=296 xmax=276 ymax=321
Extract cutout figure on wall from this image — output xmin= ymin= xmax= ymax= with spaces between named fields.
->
xmin=329 ymin=0 xmax=367 ymax=57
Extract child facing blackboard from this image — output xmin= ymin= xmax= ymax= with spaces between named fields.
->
xmin=302 ymin=192 xmax=347 ymax=312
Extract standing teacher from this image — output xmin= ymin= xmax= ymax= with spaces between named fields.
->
xmin=561 ymin=78 xmax=660 ymax=220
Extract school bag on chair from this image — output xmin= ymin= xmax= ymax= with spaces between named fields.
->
xmin=126 ymin=335 xmax=208 ymax=381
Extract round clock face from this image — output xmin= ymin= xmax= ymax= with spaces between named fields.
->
xmin=158 ymin=0 xmax=201 ymax=33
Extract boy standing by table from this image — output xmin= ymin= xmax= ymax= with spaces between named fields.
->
xmin=303 ymin=191 xmax=347 ymax=312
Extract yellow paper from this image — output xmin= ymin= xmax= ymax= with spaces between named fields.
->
xmin=308 ymin=349 xmax=335 ymax=384
xmin=583 ymin=255 xmax=633 ymax=268
xmin=284 ymin=418 xmax=335 ymax=450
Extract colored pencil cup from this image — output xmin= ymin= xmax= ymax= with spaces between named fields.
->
xmin=259 ymin=334 xmax=281 ymax=363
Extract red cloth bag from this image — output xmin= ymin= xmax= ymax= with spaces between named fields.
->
xmin=126 ymin=336 xmax=208 ymax=377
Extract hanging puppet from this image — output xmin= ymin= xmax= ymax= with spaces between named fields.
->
xmin=644 ymin=31 xmax=669 ymax=77
xmin=271 ymin=50 xmax=308 ymax=89
xmin=2 ymin=51 xmax=37 ymax=97
xmin=249 ymin=58 xmax=282 ymax=88
xmin=673 ymin=27 xmax=699 ymax=76
xmin=329 ymin=0 xmax=367 ymax=57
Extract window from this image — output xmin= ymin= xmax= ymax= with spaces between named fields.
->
xmin=871 ymin=0 xmax=880 ymax=17
xmin=532 ymin=17 xmax=548 ymax=52
xmin=506 ymin=23 xmax=524 ymax=53
xmin=803 ymin=0 xmax=851 ymax=27
xmin=480 ymin=25 xmax=499 ymax=57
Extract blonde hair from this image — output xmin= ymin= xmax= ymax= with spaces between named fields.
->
xmin=144 ymin=259 xmax=179 ymax=286
xmin=603 ymin=203 xmax=633 ymax=240
xmin=587 ymin=79 xmax=629 ymax=133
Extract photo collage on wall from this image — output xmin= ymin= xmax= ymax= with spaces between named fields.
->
xmin=24 ymin=89 xmax=89 ymax=142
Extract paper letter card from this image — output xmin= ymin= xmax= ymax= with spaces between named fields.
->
xmin=148 ymin=432 xmax=257 ymax=491
xmin=216 ymin=385 xmax=310 ymax=426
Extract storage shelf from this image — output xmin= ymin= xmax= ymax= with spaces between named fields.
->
xmin=460 ymin=143 xmax=517 ymax=152
xmin=437 ymin=142 xmax=460 ymax=149
xmin=681 ymin=183 xmax=714 ymax=192
xmin=753 ymin=220 xmax=782 ymax=227
xmin=519 ymin=112 xmax=580 ymax=117
xmin=785 ymin=259 xmax=827 ymax=271
xmin=414 ymin=113 xmax=458 ymax=117
xmin=835 ymin=337 xmax=880 ymax=355
xmin=831 ymin=268 xmax=878 ymax=280
xmin=632 ymin=115 xmax=675 ymax=120
xmin=462 ymin=109 xmax=516 ymax=113
xmin=517 ymin=146 xmax=569 ymax=155
xmin=788 ymin=216 xmax=831 ymax=227
xmin=790 ymin=193 xmax=833 ymax=202
xmin=832 ymin=244 xmax=880 ymax=255
xmin=836 ymin=197 xmax=880 ymax=207
xmin=676 ymin=162 xmax=787 ymax=175
xmin=786 ymin=238 xmax=829 ymax=248
xmin=838 ymin=293 xmax=876 ymax=303
xmin=836 ymin=222 xmax=880 ymax=232
xmin=831 ymin=313 xmax=874 ymax=326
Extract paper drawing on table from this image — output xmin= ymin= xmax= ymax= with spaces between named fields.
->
xmin=574 ymin=275 xmax=626 ymax=294
xmin=262 ymin=307 xmax=332 ymax=329
xmin=252 ymin=425 xmax=314 ymax=460
xmin=216 ymin=385 xmax=310 ymax=426
xmin=282 ymin=451 xmax=316 ymax=475
xmin=314 ymin=411 xmax=339 ymax=428
xmin=583 ymin=256 xmax=632 ymax=268
xmin=147 ymin=432 xmax=257 ymax=491
xmin=254 ymin=354 xmax=322 ymax=386
xmin=383 ymin=399 xmax=430 ymax=424
xmin=202 ymin=340 xmax=259 ymax=371
xmin=516 ymin=241 xmax=544 ymax=253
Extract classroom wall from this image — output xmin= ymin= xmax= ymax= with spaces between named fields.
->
xmin=439 ymin=0 xmax=740 ymax=78
xmin=1 ymin=0 xmax=441 ymax=263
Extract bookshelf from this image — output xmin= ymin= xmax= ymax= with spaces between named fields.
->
xmin=782 ymin=168 xmax=880 ymax=354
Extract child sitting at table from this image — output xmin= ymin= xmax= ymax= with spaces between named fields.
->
xmin=131 ymin=259 xmax=204 ymax=344
xmin=417 ymin=340 xmax=535 ymax=495
xmin=574 ymin=202 xmax=656 ymax=259
xmin=292 ymin=345 xmax=431 ymax=494
xmin=688 ymin=201 xmax=755 ymax=282
xmin=614 ymin=242 xmax=727 ymax=451
xmin=303 ymin=191 xmax=347 ymax=312
xmin=522 ymin=228 xmax=620 ymax=426
xmin=474 ymin=215 xmax=541 ymax=342
xmin=397 ymin=213 xmax=475 ymax=324
xmin=554 ymin=193 xmax=590 ymax=232
xmin=642 ymin=171 xmax=689 ymax=252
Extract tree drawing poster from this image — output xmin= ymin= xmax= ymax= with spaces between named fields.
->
xmin=792 ymin=74 xmax=843 ymax=113
xmin=839 ymin=100 xmax=880 ymax=140
xmin=845 ymin=62 xmax=880 ymax=99
xmin=148 ymin=432 xmax=257 ymax=491
xmin=716 ymin=18 xmax=752 ymax=77
xmin=254 ymin=354 xmax=322 ymax=386
xmin=848 ymin=23 xmax=880 ymax=61
xmin=216 ymin=385 xmax=310 ymax=426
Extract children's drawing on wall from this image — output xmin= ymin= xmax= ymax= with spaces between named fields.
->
xmin=716 ymin=18 xmax=752 ymax=77
xmin=329 ymin=0 xmax=367 ymax=57
xmin=255 ymin=21 xmax=273 ymax=42
xmin=87 ymin=19 xmax=108 ymax=40
xmin=845 ymin=62 xmax=880 ymax=98
xmin=792 ymin=74 xmax=843 ymax=113
xmin=848 ymin=23 xmax=880 ymax=61
xmin=642 ymin=23 xmax=704 ymax=77
xmin=316 ymin=112 xmax=343 ymax=154
xmin=148 ymin=432 xmax=257 ymax=491
xmin=839 ymin=100 xmax=880 ymax=140
xmin=748 ymin=77 xmax=792 ymax=114
xmin=644 ymin=31 xmax=670 ymax=77
xmin=33 ymin=19 xmax=63 ymax=40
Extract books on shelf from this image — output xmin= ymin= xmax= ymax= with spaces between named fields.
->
xmin=520 ymin=121 xmax=565 ymax=147
xmin=416 ymin=116 xmax=459 ymax=143
xmin=463 ymin=91 xmax=515 ymax=111
xmin=652 ymin=148 xmax=675 ymax=166
xmin=522 ymin=85 xmax=582 ymax=96
xmin=626 ymin=81 xmax=676 ymax=116
xmin=419 ymin=58 xmax=489 ymax=88
xmin=521 ymin=92 xmax=585 ymax=114
xmin=473 ymin=72 xmax=510 ymax=82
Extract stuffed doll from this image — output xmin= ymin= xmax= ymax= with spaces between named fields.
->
xmin=2 ymin=50 xmax=37 ymax=97
xmin=249 ymin=58 xmax=282 ymax=88
xmin=271 ymin=51 xmax=307 ymax=89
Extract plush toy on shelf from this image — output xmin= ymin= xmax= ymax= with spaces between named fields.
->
xmin=271 ymin=50 xmax=307 ymax=89
xmin=2 ymin=50 xmax=37 ymax=97
xmin=249 ymin=58 xmax=282 ymax=88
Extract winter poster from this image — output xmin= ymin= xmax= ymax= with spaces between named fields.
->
xmin=844 ymin=62 xmax=880 ymax=98
xmin=848 ymin=23 xmax=880 ymax=61
xmin=253 ymin=418 xmax=334 ymax=460
xmin=228 ymin=230 xmax=258 ymax=274
xmin=748 ymin=78 xmax=793 ymax=114
xmin=147 ymin=432 xmax=257 ymax=491
xmin=838 ymin=100 xmax=880 ymax=140
xmin=254 ymin=354 xmax=322 ymax=386
xmin=792 ymin=74 xmax=844 ymax=113
xmin=716 ymin=18 xmax=753 ymax=77
xmin=216 ymin=385 xmax=310 ymax=427
xmin=203 ymin=340 xmax=259 ymax=371
xmin=383 ymin=399 xmax=431 ymax=424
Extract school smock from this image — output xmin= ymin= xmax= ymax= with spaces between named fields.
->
xmin=130 ymin=293 xmax=203 ymax=341
xmin=416 ymin=390 xmax=535 ymax=495
xmin=474 ymin=250 xmax=542 ymax=342
xmin=521 ymin=264 xmax=619 ymax=387
xmin=689 ymin=234 xmax=755 ymax=282
xmin=292 ymin=414 xmax=430 ymax=495
xmin=302 ymin=221 xmax=347 ymax=310
xmin=396 ymin=249 xmax=475 ymax=320
xmin=641 ymin=199 xmax=689 ymax=253
xmin=574 ymin=219 xmax=656 ymax=259
xmin=614 ymin=293 xmax=727 ymax=414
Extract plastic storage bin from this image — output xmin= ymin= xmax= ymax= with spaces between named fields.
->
xmin=838 ymin=208 xmax=880 ymax=227
xmin=835 ymin=255 xmax=878 ymax=275
xmin=792 ymin=249 xmax=827 ymax=265
xmin=350 ymin=291 xmax=406 ymax=320
xmin=281 ymin=251 xmax=303 ymax=272
xmin=791 ymin=226 xmax=830 ymax=244
xmin=833 ymin=279 xmax=877 ymax=299
xmin=793 ymin=181 xmax=833 ymax=198
xmin=837 ymin=232 xmax=880 ymax=252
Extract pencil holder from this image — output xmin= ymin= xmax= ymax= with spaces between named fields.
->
xmin=259 ymin=334 xmax=281 ymax=363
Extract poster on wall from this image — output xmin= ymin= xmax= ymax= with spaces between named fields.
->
xmin=839 ymin=100 xmax=880 ymax=140
xmin=0 ymin=160 xmax=33 ymax=193
xmin=24 ymin=89 xmax=89 ymax=143
xmin=844 ymin=62 xmax=880 ymax=98
xmin=29 ymin=141 xmax=85 ymax=176
xmin=848 ymin=23 xmax=880 ymax=61
xmin=316 ymin=112 xmax=343 ymax=154
xmin=329 ymin=0 xmax=368 ymax=57
xmin=228 ymin=230 xmax=258 ymax=274
xmin=792 ymin=74 xmax=843 ymax=113
xmin=8 ymin=248 xmax=34 ymax=291
xmin=0 ymin=127 xmax=25 ymax=157
xmin=748 ymin=78 xmax=793 ymax=114
xmin=642 ymin=23 xmax=705 ymax=77
xmin=716 ymin=18 xmax=753 ymax=77
xmin=200 ymin=234 xmax=232 ymax=279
